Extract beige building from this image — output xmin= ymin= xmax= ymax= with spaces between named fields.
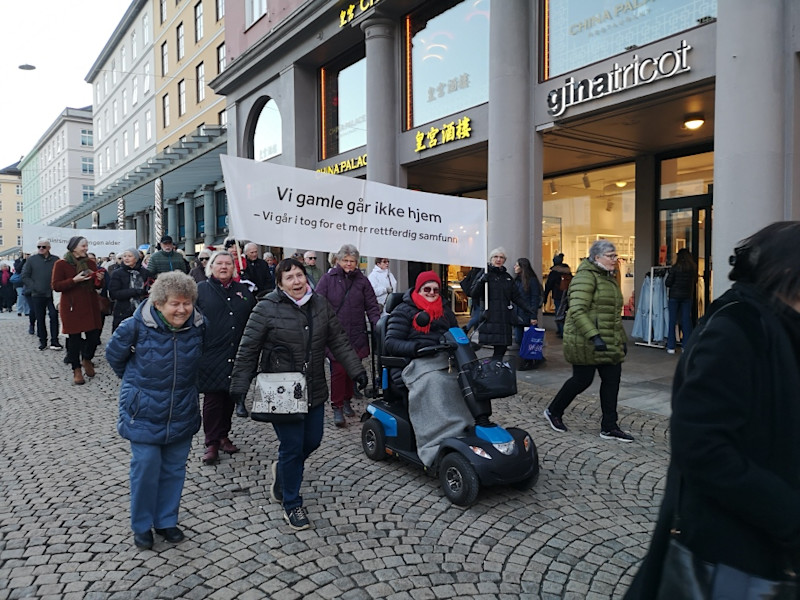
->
xmin=0 ymin=162 xmax=24 ymax=257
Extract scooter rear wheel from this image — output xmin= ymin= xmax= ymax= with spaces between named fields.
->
xmin=362 ymin=418 xmax=388 ymax=461
xmin=439 ymin=452 xmax=480 ymax=506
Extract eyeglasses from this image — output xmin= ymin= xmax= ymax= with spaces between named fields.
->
xmin=420 ymin=286 xmax=440 ymax=294
xmin=199 ymin=257 xmax=209 ymax=262
xmin=37 ymin=246 xmax=49 ymax=249
xmin=603 ymin=253 xmax=619 ymax=259
xmin=306 ymin=257 xmax=317 ymax=260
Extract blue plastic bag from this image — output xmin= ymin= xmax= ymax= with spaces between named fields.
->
xmin=519 ymin=327 xmax=545 ymax=360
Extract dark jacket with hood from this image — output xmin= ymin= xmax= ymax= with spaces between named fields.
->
xmin=467 ymin=264 xmax=533 ymax=346
xmin=229 ymin=289 xmax=365 ymax=408
xmin=196 ymin=277 xmax=256 ymax=392
xmin=624 ymin=284 xmax=800 ymax=597
xmin=315 ymin=264 xmax=381 ymax=359
xmin=106 ymin=298 xmax=205 ymax=445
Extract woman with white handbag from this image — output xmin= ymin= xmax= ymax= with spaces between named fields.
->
xmin=229 ymin=258 xmax=368 ymax=531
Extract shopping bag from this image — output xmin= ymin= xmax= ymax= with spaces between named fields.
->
xmin=519 ymin=327 xmax=545 ymax=361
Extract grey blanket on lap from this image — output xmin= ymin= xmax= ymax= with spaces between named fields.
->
xmin=402 ymin=353 xmax=474 ymax=467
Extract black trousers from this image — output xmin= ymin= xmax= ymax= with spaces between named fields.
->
xmin=30 ymin=296 xmax=59 ymax=345
xmin=66 ymin=330 xmax=101 ymax=370
xmin=548 ymin=363 xmax=621 ymax=432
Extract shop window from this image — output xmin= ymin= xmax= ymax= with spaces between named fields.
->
xmin=320 ymin=46 xmax=366 ymax=160
xmin=542 ymin=0 xmax=717 ymax=79
xmin=659 ymin=151 xmax=713 ymax=198
xmin=405 ymin=0 xmax=490 ymax=129
xmin=542 ymin=163 xmax=636 ymax=316
xmin=195 ymin=205 xmax=204 ymax=234
xmin=216 ymin=189 xmax=228 ymax=230
xmin=251 ymin=98 xmax=282 ymax=161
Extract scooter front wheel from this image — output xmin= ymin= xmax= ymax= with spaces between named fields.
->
xmin=439 ymin=452 xmax=480 ymax=506
xmin=362 ymin=418 xmax=388 ymax=461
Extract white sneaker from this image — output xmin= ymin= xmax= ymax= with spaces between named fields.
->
xmin=666 ymin=348 xmax=676 ymax=355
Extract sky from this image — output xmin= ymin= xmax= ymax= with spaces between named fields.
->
xmin=0 ymin=0 xmax=132 ymax=169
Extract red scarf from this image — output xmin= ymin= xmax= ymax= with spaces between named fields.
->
xmin=410 ymin=291 xmax=444 ymax=333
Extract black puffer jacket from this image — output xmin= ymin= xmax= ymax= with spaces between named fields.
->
xmin=108 ymin=263 xmax=152 ymax=330
xmin=665 ymin=266 xmax=696 ymax=300
xmin=196 ymin=277 xmax=256 ymax=392
xmin=468 ymin=264 xmax=533 ymax=346
xmin=229 ymin=289 xmax=365 ymax=407
xmin=384 ymin=290 xmax=458 ymax=358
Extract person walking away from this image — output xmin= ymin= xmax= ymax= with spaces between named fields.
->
xmin=108 ymin=248 xmax=152 ymax=332
xmin=513 ymin=258 xmax=543 ymax=370
xmin=229 ymin=258 xmax=367 ymax=530
xmin=51 ymin=237 xmax=105 ymax=385
xmin=467 ymin=247 xmax=536 ymax=361
xmin=664 ymin=248 xmax=697 ymax=354
xmin=22 ymin=239 xmax=62 ymax=351
xmin=315 ymin=244 xmax=380 ymax=426
xmin=543 ymin=240 xmax=634 ymax=442
xmin=0 ymin=264 xmax=15 ymax=312
xmin=368 ymin=257 xmax=397 ymax=311
xmin=543 ymin=253 xmax=573 ymax=338
xmin=624 ymin=221 xmax=800 ymax=598
xmin=196 ymin=251 xmax=256 ymax=464
xmin=189 ymin=250 xmax=211 ymax=283
xmin=106 ymin=272 xmax=204 ymax=550
xmin=147 ymin=235 xmax=190 ymax=278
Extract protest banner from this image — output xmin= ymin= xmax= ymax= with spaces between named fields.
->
xmin=22 ymin=224 xmax=136 ymax=257
xmin=220 ymin=155 xmax=487 ymax=267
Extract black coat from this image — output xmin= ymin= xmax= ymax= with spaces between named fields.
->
xmin=243 ymin=257 xmax=274 ymax=296
xmin=108 ymin=264 xmax=152 ymax=330
xmin=625 ymin=284 xmax=800 ymax=597
xmin=384 ymin=290 xmax=458 ymax=358
xmin=196 ymin=278 xmax=256 ymax=392
xmin=665 ymin=266 xmax=696 ymax=300
xmin=467 ymin=264 xmax=533 ymax=346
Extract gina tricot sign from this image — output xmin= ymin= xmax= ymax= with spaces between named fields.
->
xmin=547 ymin=40 xmax=691 ymax=118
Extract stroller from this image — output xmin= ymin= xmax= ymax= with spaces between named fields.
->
xmin=361 ymin=293 xmax=539 ymax=506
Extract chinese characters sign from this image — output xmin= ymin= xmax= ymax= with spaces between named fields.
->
xmin=339 ymin=0 xmax=384 ymax=27
xmin=413 ymin=116 xmax=472 ymax=153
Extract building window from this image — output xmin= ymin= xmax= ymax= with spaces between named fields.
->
xmin=146 ymin=110 xmax=153 ymax=140
xmin=131 ymin=30 xmax=137 ymax=59
xmin=123 ymin=131 xmax=129 ymax=156
xmin=320 ymin=46 xmax=366 ymax=159
xmin=132 ymin=77 xmax=139 ymax=104
xmin=252 ymin=98 xmax=282 ymax=161
xmin=216 ymin=189 xmax=228 ymax=230
xmin=112 ymin=59 xmax=117 ymax=85
xmin=195 ymin=204 xmax=204 ymax=234
xmin=195 ymin=2 xmax=204 ymax=41
xmin=113 ymin=100 xmax=118 ymax=125
xmin=163 ymin=95 xmax=171 ymax=127
xmin=406 ymin=0 xmax=490 ymax=129
xmin=81 ymin=129 xmax=93 ymax=147
xmin=103 ymin=72 xmax=108 ymax=94
xmin=81 ymin=157 xmax=94 ymax=174
xmin=95 ymin=82 xmax=101 ymax=104
xmin=178 ymin=80 xmax=186 ymax=116
xmin=218 ymin=109 xmax=227 ymax=126
xmin=217 ymin=43 xmax=226 ymax=74
xmin=134 ymin=121 xmax=140 ymax=149
xmin=105 ymin=147 xmax=110 ymax=169
xmin=196 ymin=62 xmax=205 ymax=102
xmin=121 ymin=46 xmax=127 ymax=72
xmin=82 ymin=186 xmax=94 ymax=202
xmin=16 ymin=201 xmax=23 ymax=211
xmin=143 ymin=14 xmax=150 ymax=44
xmin=245 ymin=0 xmax=267 ymax=26
xmin=17 ymin=235 xmax=22 ymax=246
xmin=16 ymin=218 xmax=23 ymax=229
xmin=176 ymin=22 xmax=185 ymax=60
xmin=15 ymin=185 xmax=21 ymax=195
xmin=114 ymin=140 xmax=119 ymax=164
xmin=144 ymin=62 xmax=151 ymax=93
xmin=216 ymin=0 xmax=224 ymax=21
xmin=160 ymin=0 xmax=167 ymax=23
xmin=161 ymin=42 xmax=169 ymax=76
xmin=122 ymin=89 xmax=128 ymax=115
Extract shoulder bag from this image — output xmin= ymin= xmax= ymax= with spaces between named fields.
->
xmin=251 ymin=342 xmax=311 ymax=424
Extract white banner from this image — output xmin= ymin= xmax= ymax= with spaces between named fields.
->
xmin=22 ymin=224 xmax=137 ymax=258
xmin=220 ymin=155 xmax=487 ymax=267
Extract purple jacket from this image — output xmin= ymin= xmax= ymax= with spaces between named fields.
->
xmin=315 ymin=265 xmax=381 ymax=359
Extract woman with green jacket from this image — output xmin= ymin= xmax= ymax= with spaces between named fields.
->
xmin=543 ymin=240 xmax=634 ymax=442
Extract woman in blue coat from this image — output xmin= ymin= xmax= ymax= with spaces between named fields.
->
xmin=106 ymin=271 xmax=205 ymax=551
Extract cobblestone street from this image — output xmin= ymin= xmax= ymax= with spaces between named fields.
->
xmin=0 ymin=313 xmax=669 ymax=599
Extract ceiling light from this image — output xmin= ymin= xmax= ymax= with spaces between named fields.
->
xmin=18 ymin=64 xmax=36 ymax=71
xmin=582 ymin=173 xmax=591 ymax=189
xmin=684 ymin=114 xmax=705 ymax=130
xmin=549 ymin=180 xmax=557 ymax=195
xmin=615 ymin=181 xmax=627 ymax=188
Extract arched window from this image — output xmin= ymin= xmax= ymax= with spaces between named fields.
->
xmin=250 ymin=97 xmax=282 ymax=161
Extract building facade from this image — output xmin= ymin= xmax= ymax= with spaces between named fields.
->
xmin=209 ymin=0 xmax=799 ymax=325
xmin=0 ymin=162 xmax=24 ymax=257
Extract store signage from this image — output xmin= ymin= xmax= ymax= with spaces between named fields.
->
xmin=546 ymin=39 xmax=691 ymax=118
xmin=316 ymin=153 xmax=367 ymax=175
xmin=339 ymin=0 xmax=384 ymax=27
xmin=414 ymin=116 xmax=472 ymax=153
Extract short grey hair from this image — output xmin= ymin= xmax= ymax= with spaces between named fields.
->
xmin=489 ymin=247 xmax=507 ymax=261
xmin=336 ymin=244 xmax=360 ymax=262
xmin=244 ymin=242 xmax=258 ymax=253
xmin=205 ymin=250 xmax=233 ymax=278
xmin=264 ymin=252 xmax=275 ymax=259
xmin=588 ymin=239 xmax=616 ymax=263
xmin=149 ymin=271 xmax=197 ymax=306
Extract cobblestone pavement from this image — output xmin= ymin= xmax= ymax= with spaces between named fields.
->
xmin=0 ymin=313 xmax=668 ymax=599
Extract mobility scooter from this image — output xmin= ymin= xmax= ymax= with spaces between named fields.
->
xmin=361 ymin=294 xmax=539 ymax=506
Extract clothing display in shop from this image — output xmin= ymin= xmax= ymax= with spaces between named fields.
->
xmin=632 ymin=268 xmax=670 ymax=345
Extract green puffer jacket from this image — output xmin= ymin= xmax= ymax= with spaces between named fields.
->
xmin=562 ymin=258 xmax=626 ymax=365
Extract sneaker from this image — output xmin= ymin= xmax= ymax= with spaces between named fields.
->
xmin=666 ymin=348 xmax=676 ymax=355
xmin=38 ymin=342 xmax=47 ymax=351
xmin=284 ymin=506 xmax=311 ymax=531
xmin=600 ymin=428 xmax=634 ymax=442
xmin=543 ymin=408 xmax=568 ymax=433
xmin=49 ymin=342 xmax=63 ymax=350
xmin=269 ymin=461 xmax=283 ymax=504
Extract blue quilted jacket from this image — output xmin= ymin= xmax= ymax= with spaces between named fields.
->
xmin=106 ymin=298 xmax=205 ymax=445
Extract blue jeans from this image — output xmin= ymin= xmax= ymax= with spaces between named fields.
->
xmin=465 ymin=304 xmax=483 ymax=331
xmin=16 ymin=289 xmax=29 ymax=314
xmin=667 ymin=298 xmax=693 ymax=350
xmin=272 ymin=404 xmax=325 ymax=511
xmin=129 ymin=436 xmax=193 ymax=534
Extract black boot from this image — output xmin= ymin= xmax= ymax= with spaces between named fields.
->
xmin=235 ymin=399 xmax=249 ymax=418
xmin=518 ymin=359 xmax=533 ymax=371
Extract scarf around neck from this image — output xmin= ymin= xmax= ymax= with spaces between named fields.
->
xmin=283 ymin=284 xmax=313 ymax=306
xmin=63 ymin=252 xmax=94 ymax=290
xmin=410 ymin=290 xmax=444 ymax=333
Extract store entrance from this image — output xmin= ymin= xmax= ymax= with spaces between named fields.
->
xmin=658 ymin=192 xmax=712 ymax=319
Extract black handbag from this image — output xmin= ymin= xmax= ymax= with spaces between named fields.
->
xmin=463 ymin=357 xmax=517 ymax=401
